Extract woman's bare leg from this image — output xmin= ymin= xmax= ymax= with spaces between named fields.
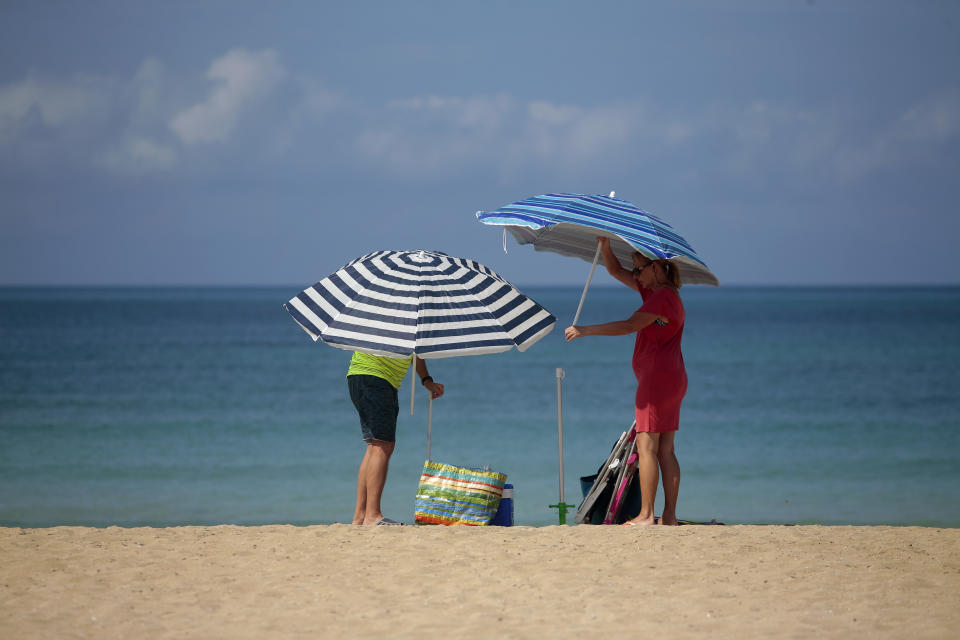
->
xmin=657 ymin=431 xmax=680 ymax=525
xmin=626 ymin=432 xmax=660 ymax=525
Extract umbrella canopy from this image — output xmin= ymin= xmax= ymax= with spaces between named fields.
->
xmin=476 ymin=192 xmax=719 ymax=287
xmin=284 ymin=249 xmax=556 ymax=359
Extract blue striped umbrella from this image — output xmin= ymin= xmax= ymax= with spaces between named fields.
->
xmin=284 ymin=249 xmax=556 ymax=359
xmin=476 ymin=192 xmax=719 ymax=288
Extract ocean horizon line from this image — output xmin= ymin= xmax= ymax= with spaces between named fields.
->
xmin=2 ymin=282 xmax=959 ymax=290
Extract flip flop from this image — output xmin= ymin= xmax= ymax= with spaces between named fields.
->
xmin=375 ymin=518 xmax=403 ymax=526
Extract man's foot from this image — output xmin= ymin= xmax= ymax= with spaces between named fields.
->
xmin=361 ymin=513 xmax=384 ymax=525
xmin=659 ymin=513 xmax=679 ymax=526
xmin=374 ymin=517 xmax=403 ymax=526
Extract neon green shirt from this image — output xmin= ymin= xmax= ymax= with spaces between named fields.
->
xmin=346 ymin=352 xmax=413 ymax=389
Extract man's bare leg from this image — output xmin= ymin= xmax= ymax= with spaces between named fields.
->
xmin=361 ymin=439 xmax=395 ymax=525
xmin=625 ymin=432 xmax=660 ymax=525
xmin=352 ymin=445 xmax=372 ymax=525
xmin=657 ymin=431 xmax=680 ymax=526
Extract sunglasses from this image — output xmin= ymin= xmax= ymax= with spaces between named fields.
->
xmin=632 ymin=263 xmax=654 ymax=276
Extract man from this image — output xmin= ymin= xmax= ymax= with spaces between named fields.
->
xmin=347 ymin=352 xmax=444 ymax=525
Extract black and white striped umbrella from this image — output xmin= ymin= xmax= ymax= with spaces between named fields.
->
xmin=284 ymin=249 xmax=556 ymax=358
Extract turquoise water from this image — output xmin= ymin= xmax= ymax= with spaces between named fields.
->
xmin=1 ymin=286 xmax=958 ymax=527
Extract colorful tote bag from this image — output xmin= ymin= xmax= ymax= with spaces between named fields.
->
xmin=414 ymin=461 xmax=507 ymax=526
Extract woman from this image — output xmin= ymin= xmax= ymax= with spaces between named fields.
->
xmin=564 ymin=237 xmax=687 ymax=526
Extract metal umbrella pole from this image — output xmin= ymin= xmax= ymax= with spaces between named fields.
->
xmin=571 ymin=240 xmax=601 ymax=326
xmin=549 ymin=368 xmax=576 ymax=524
xmin=426 ymin=395 xmax=433 ymax=461
xmin=570 ymin=191 xmax=615 ymax=326
xmin=410 ymin=357 xmax=418 ymax=416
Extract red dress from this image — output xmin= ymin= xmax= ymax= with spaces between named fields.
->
xmin=632 ymin=286 xmax=687 ymax=433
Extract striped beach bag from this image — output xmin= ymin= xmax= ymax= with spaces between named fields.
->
xmin=414 ymin=461 xmax=507 ymax=526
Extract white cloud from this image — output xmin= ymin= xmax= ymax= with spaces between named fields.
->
xmin=295 ymin=77 xmax=343 ymax=119
xmin=0 ymin=68 xmax=178 ymax=171
xmin=2 ymin=47 xmax=955 ymax=189
xmin=527 ymin=101 xmax=581 ymax=126
xmin=832 ymin=91 xmax=960 ymax=180
xmin=130 ymin=58 xmax=167 ymax=121
xmin=353 ymin=95 xmax=519 ymax=177
xmin=898 ymin=90 xmax=960 ymax=142
xmin=683 ymin=96 xmax=959 ymax=186
xmin=99 ymin=136 xmax=176 ymax=174
xmin=349 ymin=89 xmax=959 ymax=189
xmin=0 ymin=48 xmax=320 ymax=175
xmin=0 ymin=73 xmax=112 ymax=144
xmin=538 ymin=104 xmax=636 ymax=157
xmin=169 ymin=49 xmax=287 ymax=145
xmin=354 ymin=96 xmax=691 ymax=179
xmin=718 ymin=101 xmax=823 ymax=178
xmin=388 ymin=94 xmax=513 ymax=131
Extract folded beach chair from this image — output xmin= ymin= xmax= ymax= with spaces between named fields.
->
xmin=578 ymin=427 xmax=725 ymax=526
xmin=603 ymin=442 xmax=639 ymax=524
xmin=576 ymin=425 xmax=641 ymax=525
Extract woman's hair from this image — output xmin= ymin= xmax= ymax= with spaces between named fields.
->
xmin=631 ymin=251 xmax=682 ymax=289
xmin=656 ymin=260 xmax=683 ymax=289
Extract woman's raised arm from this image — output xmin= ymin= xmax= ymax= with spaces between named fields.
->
xmin=599 ymin=237 xmax=643 ymax=292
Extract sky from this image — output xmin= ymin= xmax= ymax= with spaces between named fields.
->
xmin=1 ymin=0 xmax=958 ymax=286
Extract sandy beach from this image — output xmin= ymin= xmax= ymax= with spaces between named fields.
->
xmin=1 ymin=525 xmax=958 ymax=639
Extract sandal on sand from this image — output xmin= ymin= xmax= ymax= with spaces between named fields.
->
xmin=622 ymin=518 xmax=657 ymax=526
xmin=375 ymin=518 xmax=403 ymax=526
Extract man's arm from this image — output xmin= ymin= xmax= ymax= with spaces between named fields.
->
xmin=414 ymin=356 xmax=445 ymax=399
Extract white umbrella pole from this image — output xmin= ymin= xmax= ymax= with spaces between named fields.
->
xmin=426 ymin=395 xmax=433 ymax=461
xmin=549 ymin=367 xmax=575 ymax=524
xmin=572 ymin=239 xmax=602 ymax=326
xmin=409 ymin=356 xmax=416 ymax=416
xmin=556 ymin=367 xmax=565 ymax=503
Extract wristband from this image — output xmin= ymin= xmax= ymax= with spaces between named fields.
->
xmin=421 ymin=376 xmax=433 ymax=385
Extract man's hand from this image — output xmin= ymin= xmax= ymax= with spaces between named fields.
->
xmin=424 ymin=381 xmax=444 ymax=400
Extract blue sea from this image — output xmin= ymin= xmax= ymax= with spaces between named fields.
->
xmin=1 ymin=285 xmax=958 ymax=528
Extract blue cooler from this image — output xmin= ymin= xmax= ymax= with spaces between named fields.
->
xmin=490 ymin=483 xmax=514 ymax=526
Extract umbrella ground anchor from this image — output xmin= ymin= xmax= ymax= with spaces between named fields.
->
xmin=549 ymin=501 xmax=577 ymax=525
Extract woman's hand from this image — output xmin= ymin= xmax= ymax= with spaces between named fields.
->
xmin=567 ymin=316 xmax=655 ymax=339
xmin=564 ymin=326 xmax=584 ymax=342
xmin=596 ymin=236 xmax=609 ymax=250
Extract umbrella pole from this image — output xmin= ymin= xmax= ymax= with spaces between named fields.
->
xmin=409 ymin=356 xmax=416 ymax=416
xmin=549 ymin=367 xmax=576 ymax=524
xmin=572 ymin=240 xmax=602 ymax=326
xmin=426 ymin=395 xmax=433 ymax=461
